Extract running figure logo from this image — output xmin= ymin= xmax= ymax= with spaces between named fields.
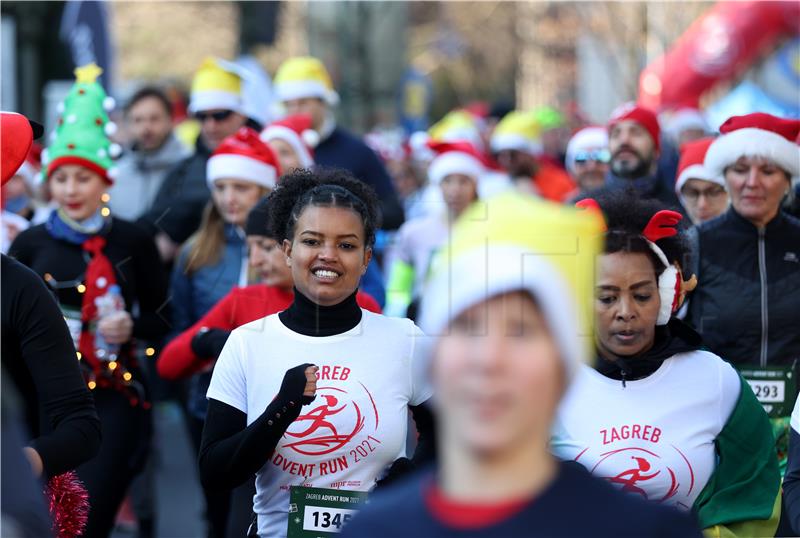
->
xmin=282 ymin=385 xmax=377 ymax=456
xmin=606 ymin=456 xmax=660 ymax=497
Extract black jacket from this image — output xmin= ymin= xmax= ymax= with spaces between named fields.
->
xmin=687 ymin=208 xmax=800 ymax=366
xmin=137 ymin=136 xmax=212 ymax=244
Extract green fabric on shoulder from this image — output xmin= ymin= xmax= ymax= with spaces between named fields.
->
xmin=694 ymin=375 xmax=781 ymax=535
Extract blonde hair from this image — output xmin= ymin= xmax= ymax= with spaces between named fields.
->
xmin=184 ymin=186 xmax=269 ymax=274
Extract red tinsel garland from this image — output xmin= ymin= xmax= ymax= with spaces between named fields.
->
xmin=45 ymin=471 xmax=90 ymax=538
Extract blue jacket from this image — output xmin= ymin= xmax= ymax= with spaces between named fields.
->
xmin=314 ymin=126 xmax=404 ymax=230
xmin=169 ymin=223 xmax=247 ymax=336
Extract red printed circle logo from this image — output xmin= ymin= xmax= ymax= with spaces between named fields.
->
xmin=282 ymin=383 xmax=379 ymax=456
xmin=577 ymin=446 xmax=696 ymax=509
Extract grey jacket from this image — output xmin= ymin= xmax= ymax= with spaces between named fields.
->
xmin=108 ymin=134 xmax=190 ymax=221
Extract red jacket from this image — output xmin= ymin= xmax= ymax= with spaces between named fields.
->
xmin=157 ymin=285 xmax=381 ymax=380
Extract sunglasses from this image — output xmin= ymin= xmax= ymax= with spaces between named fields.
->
xmin=574 ymin=149 xmax=611 ymax=165
xmin=195 ymin=110 xmax=234 ymax=122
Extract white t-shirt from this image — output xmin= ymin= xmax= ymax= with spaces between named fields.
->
xmin=551 ymin=350 xmax=740 ymax=511
xmin=207 ymin=310 xmax=433 ymax=538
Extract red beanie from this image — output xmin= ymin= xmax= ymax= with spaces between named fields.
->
xmin=608 ymin=102 xmax=661 ymax=151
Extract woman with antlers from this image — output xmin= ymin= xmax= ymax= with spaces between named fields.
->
xmin=551 ymin=191 xmax=781 ymax=536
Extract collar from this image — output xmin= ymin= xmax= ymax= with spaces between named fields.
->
xmin=595 ymin=318 xmax=702 ymax=384
xmin=224 ymin=223 xmax=246 ymax=243
xmin=724 ymin=206 xmax=786 ymax=234
xmin=279 ymin=287 xmax=362 ymax=337
xmin=605 ymin=171 xmax=659 ymax=195
xmin=317 ymin=112 xmax=337 ymax=142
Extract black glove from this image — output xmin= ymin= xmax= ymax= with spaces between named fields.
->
xmin=375 ymin=457 xmax=414 ymax=489
xmin=259 ymin=363 xmax=317 ymax=429
xmin=190 ymin=328 xmax=231 ymax=359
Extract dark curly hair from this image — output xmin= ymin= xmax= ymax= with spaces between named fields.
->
xmin=593 ymin=189 xmax=690 ymax=277
xmin=265 ymin=168 xmax=381 ymax=248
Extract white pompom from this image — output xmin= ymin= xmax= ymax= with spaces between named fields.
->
xmin=106 ymin=167 xmax=119 ymax=180
xmin=108 ymin=143 xmax=122 ymax=158
xmin=41 ymin=149 xmax=50 ymax=165
xmin=409 ymin=131 xmax=434 ymax=161
xmin=103 ymin=96 xmax=116 ymax=111
xmin=97 ymin=148 xmax=107 ymax=159
xmin=66 ymin=114 xmax=77 ymax=124
xmin=301 ymin=129 xmax=320 ymax=148
xmin=104 ymin=122 xmax=118 ymax=136
xmin=49 ymin=130 xmax=58 ymax=142
xmin=57 ymin=102 xmax=65 ymax=114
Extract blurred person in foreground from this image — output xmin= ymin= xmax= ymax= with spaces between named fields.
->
xmin=107 ymin=86 xmax=190 ymax=222
xmin=344 ymin=193 xmax=702 ymax=538
xmin=138 ymin=58 xmax=249 ymax=262
xmin=674 ymin=137 xmax=728 ymax=225
xmin=490 ymin=110 xmax=576 ymax=202
xmin=564 ymin=126 xmax=610 ymax=196
xmin=273 ymin=56 xmax=404 ymax=230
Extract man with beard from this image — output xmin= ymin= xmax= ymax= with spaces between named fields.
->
xmin=594 ymin=103 xmax=682 ymax=210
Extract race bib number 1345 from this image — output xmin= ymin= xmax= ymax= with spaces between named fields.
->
xmin=287 ymin=486 xmax=368 ymax=537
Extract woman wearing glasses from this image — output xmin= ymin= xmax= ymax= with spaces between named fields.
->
xmin=674 ymin=137 xmax=729 ymax=225
xmin=9 ymin=65 xmax=170 ymax=537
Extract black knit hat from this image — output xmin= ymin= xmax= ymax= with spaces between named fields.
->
xmin=245 ymin=196 xmax=273 ymax=238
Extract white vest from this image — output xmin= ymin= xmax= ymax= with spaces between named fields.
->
xmin=551 ymin=350 xmax=740 ymax=511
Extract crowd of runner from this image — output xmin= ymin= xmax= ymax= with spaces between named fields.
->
xmin=1 ymin=53 xmax=799 ymax=538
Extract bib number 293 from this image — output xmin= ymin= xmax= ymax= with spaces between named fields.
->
xmin=304 ymin=507 xmax=355 ymax=533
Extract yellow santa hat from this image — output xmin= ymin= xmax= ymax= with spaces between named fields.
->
xmin=419 ymin=192 xmax=603 ymax=380
xmin=189 ymin=57 xmax=245 ymax=114
xmin=490 ymin=110 xmax=543 ymax=155
xmin=274 ymin=56 xmax=339 ymax=106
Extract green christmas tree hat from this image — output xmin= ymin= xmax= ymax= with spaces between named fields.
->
xmin=42 ymin=63 xmax=121 ymax=184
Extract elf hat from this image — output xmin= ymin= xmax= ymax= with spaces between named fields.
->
xmin=428 ymin=110 xmax=484 ymax=149
xmin=207 ymin=127 xmax=282 ymax=190
xmin=565 ymin=126 xmax=609 ymax=175
xmin=427 ymin=140 xmax=488 ymax=186
xmin=43 ymin=63 xmax=120 ymax=184
xmin=705 ymin=113 xmax=800 ymax=184
xmin=260 ymin=114 xmax=318 ymax=169
xmin=1 ymin=112 xmax=42 ymax=185
xmin=608 ymin=102 xmax=661 ymax=152
xmin=189 ymin=57 xmax=245 ymax=115
xmin=419 ymin=192 xmax=604 ymax=382
xmin=675 ymin=137 xmax=724 ymax=194
xmin=274 ymin=56 xmax=339 ymax=106
xmin=490 ymin=110 xmax=543 ymax=156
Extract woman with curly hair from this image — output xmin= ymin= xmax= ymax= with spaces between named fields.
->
xmin=551 ymin=191 xmax=781 ymax=536
xmin=199 ymin=168 xmax=434 ymax=538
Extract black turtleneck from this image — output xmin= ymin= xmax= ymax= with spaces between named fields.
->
xmin=595 ymin=318 xmax=703 ymax=385
xmin=279 ymin=288 xmax=362 ymax=336
xmin=200 ymin=287 xmax=435 ymax=491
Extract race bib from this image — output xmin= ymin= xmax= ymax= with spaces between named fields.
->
xmin=61 ymin=306 xmax=83 ymax=350
xmin=287 ymin=486 xmax=368 ymax=537
xmin=738 ymin=363 xmax=798 ymax=418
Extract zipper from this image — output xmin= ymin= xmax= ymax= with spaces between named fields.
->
xmin=758 ymin=227 xmax=768 ymax=367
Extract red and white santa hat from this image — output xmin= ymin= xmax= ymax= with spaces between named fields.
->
xmin=675 ymin=137 xmax=724 ymax=194
xmin=607 ymin=102 xmax=661 ymax=152
xmin=259 ymin=114 xmax=318 ymax=169
xmin=427 ymin=140 xmax=489 ymax=186
xmin=705 ymin=113 xmax=800 ymax=184
xmin=207 ymin=127 xmax=282 ymax=190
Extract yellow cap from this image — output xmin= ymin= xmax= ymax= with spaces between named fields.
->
xmin=428 ymin=110 xmax=482 ymax=148
xmin=491 ymin=110 xmax=542 ymax=155
xmin=420 ymin=192 xmax=604 ymax=378
xmin=189 ymin=57 xmax=243 ymax=114
xmin=274 ymin=56 xmax=339 ymax=105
